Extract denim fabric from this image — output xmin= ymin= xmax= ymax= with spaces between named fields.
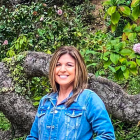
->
xmin=26 ymin=89 xmax=115 ymax=140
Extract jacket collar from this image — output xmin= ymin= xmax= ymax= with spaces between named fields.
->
xmin=44 ymin=90 xmax=81 ymax=103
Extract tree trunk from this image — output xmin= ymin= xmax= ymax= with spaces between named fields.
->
xmin=0 ymin=51 xmax=140 ymax=139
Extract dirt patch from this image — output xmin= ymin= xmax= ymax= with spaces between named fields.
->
xmin=91 ymin=0 xmax=106 ymax=31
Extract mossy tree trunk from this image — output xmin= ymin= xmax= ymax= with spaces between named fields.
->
xmin=0 ymin=51 xmax=140 ymax=139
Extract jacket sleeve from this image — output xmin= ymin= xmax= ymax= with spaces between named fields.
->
xmin=26 ymin=98 xmax=43 ymax=140
xmin=86 ymin=91 xmax=115 ymax=140
xmin=26 ymin=115 xmax=39 ymax=140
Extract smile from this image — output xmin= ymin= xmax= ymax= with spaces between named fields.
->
xmin=59 ymin=75 xmax=68 ymax=79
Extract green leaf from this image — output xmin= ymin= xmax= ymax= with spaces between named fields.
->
xmin=108 ymin=65 xmax=116 ymax=73
xmin=115 ymin=66 xmax=121 ymax=71
xmin=104 ymin=11 xmax=108 ymax=19
xmin=15 ymin=42 xmax=20 ymax=50
xmin=137 ymin=55 xmax=140 ymax=58
xmin=77 ymin=32 xmax=82 ymax=37
xmin=104 ymin=52 xmax=110 ymax=57
xmin=123 ymin=69 xmax=129 ymax=79
xmin=87 ymin=63 xmax=97 ymax=68
xmin=124 ymin=22 xmax=131 ymax=30
xmin=23 ymin=36 xmax=27 ymax=42
xmin=119 ymin=6 xmax=131 ymax=16
xmin=86 ymin=50 xmax=97 ymax=55
xmin=46 ymin=50 xmax=52 ymax=54
xmin=110 ymin=38 xmax=120 ymax=45
xmin=130 ymin=68 xmax=138 ymax=75
xmin=95 ymin=71 xmax=99 ymax=77
xmin=132 ymin=6 xmax=140 ymax=20
xmin=121 ymin=65 xmax=126 ymax=71
xmin=20 ymin=39 xmax=24 ymax=45
xmin=107 ymin=6 xmax=116 ymax=16
xmin=123 ymin=28 xmax=132 ymax=33
xmin=114 ymin=69 xmax=124 ymax=80
xmin=7 ymin=50 xmax=15 ymax=57
xmin=128 ymin=52 xmax=136 ymax=59
xmin=136 ymin=58 xmax=140 ymax=66
xmin=104 ymin=60 xmax=112 ymax=69
xmin=131 ymin=23 xmax=137 ymax=29
xmin=0 ymin=25 xmax=5 ymax=29
xmin=110 ymin=53 xmax=120 ymax=64
xmin=111 ymin=11 xmax=120 ymax=25
xmin=16 ymin=55 xmax=25 ymax=61
xmin=15 ymin=86 xmax=22 ymax=93
xmin=103 ymin=0 xmax=112 ymax=6
xmin=134 ymin=26 xmax=140 ymax=32
xmin=120 ymin=49 xmax=132 ymax=56
xmin=103 ymin=56 xmax=108 ymax=61
xmin=33 ymin=101 xmax=39 ymax=106
xmin=114 ymin=42 xmax=125 ymax=51
xmin=34 ymin=96 xmax=42 ymax=101
xmin=111 ymin=24 xmax=117 ymax=32
xmin=128 ymin=61 xmax=137 ymax=68
xmin=119 ymin=58 xmax=127 ymax=64
xmin=131 ymin=0 xmax=140 ymax=7
xmin=128 ymin=33 xmax=137 ymax=41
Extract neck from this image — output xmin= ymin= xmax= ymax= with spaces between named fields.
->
xmin=59 ymin=85 xmax=73 ymax=99
xmin=56 ymin=85 xmax=73 ymax=105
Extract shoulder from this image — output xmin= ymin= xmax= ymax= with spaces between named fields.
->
xmin=81 ymin=89 xmax=101 ymax=100
xmin=39 ymin=92 xmax=57 ymax=105
xmin=81 ymin=89 xmax=105 ymax=108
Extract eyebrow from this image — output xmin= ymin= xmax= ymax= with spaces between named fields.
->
xmin=57 ymin=61 xmax=75 ymax=63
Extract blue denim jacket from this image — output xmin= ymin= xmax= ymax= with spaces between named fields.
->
xmin=26 ymin=89 xmax=115 ymax=140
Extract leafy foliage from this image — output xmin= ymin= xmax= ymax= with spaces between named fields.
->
xmin=0 ymin=2 xmax=95 ymax=60
xmin=0 ymin=112 xmax=11 ymax=131
xmin=112 ymin=117 xmax=140 ymax=139
xmin=0 ymin=0 xmax=140 ymax=139
xmin=104 ymin=0 xmax=140 ymax=40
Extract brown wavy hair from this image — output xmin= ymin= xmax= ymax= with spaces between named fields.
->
xmin=49 ymin=46 xmax=88 ymax=107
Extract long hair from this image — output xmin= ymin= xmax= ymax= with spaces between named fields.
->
xmin=49 ymin=46 xmax=88 ymax=107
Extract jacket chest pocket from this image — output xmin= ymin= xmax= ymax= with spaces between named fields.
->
xmin=65 ymin=109 xmax=83 ymax=129
xmin=37 ymin=106 xmax=50 ymax=126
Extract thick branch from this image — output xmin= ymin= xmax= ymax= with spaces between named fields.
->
xmin=24 ymin=51 xmax=52 ymax=77
xmin=0 ymin=62 xmax=36 ymax=137
xmin=88 ymin=74 xmax=140 ymax=123
xmin=0 ymin=51 xmax=140 ymax=138
xmin=24 ymin=52 xmax=140 ymax=123
xmin=0 ymin=130 xmax=12 ymax=140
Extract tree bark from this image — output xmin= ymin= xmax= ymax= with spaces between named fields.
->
xmin=0 ymin=51 xmax=140 ymax=139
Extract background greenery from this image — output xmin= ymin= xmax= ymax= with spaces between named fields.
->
xmin=0 ymin=0 xmax=140 ymax=139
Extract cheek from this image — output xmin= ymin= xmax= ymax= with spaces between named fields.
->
xmin=73 ymin=69 xmax=76 ymax=78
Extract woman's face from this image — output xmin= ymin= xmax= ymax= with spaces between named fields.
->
xmin=55 ymin=54 xmax=76 ymax=89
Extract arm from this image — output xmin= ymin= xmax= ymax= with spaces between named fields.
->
xmin=26 ymin=115 xmax=39 ymax=140
xmin=86 ymin=91 xmax=115 ymax=140
xmin=26 ymin=98 xmax=44 ymax=140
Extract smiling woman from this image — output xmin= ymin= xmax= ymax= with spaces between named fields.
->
xmin=55 ymin=54 xmax=75 ymax=91
xmin=26 ymin=46 xmax=115 ymax=140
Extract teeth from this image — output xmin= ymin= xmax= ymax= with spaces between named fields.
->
xmin=59 ymin=75 xmax=67 ymax=78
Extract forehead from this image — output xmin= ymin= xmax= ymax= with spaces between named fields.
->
xmin=58 ymin=54 xmax=75 ymax=63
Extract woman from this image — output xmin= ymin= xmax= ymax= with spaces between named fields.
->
xmin=26 ymin=46 xmax=115 ymax=140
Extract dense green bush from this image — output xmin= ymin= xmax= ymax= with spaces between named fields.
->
xmin=0 ymin=2 xmax=95 ymax=60
xmin=0 ymin=0 xmax=140 ymax=139
xmin=104 ymin=0 xmax=140 ymax=40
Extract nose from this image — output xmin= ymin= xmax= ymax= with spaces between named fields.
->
xmin=59 ymin=65 xmax=66 ymax=72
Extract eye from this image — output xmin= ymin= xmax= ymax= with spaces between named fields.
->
xmin=56 ymin=63 xmax=61 ymax=67
xmin=67 ymin=63 xmax=74 ymax=67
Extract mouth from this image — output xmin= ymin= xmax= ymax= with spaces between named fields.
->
xmin=58 ymin=75 xmax=68 ymax=79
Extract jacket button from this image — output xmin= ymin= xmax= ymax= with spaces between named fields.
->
xmin=54 ymin=110 xmax=58 ymax=113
